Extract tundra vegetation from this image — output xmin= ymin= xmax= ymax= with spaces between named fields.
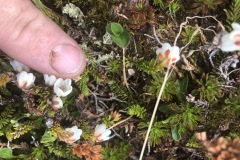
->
xmin=0 ymin=0 xmax=240 ymax=159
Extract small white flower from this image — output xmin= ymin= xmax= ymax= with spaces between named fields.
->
xmin=220 ymin=23 xmax=240 ymax=52
xmin=52 ymin=96 xmax=63 ymax=110
xmin=64 ymin=126 xmax=82 ymax=144
xmin=94 ymin=124 xmax=111 ymax=142
xmin=10 ymin=60 xmax=30 ymax=73
xmin=43 ymin=74 xmax=57 ymax=86
xmin=156 ymin=43 xmax=180 ymax=66
xmin=16 ymin=71 xmax=35 ymax=89
xmin=54 ymin=78 xmax=73 ymax=97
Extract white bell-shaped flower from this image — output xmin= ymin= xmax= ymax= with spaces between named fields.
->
xmin=52 ymin=95 xmax=63 ymax=110
xmin=10 ymin=60 xmax=30 ymax=73
xmin=53 ymin=78 xmax=73 ymax=97
xmin=156 ymin=43 xmax=180 ymax=66
xmin=221 ymin=23 xmax=240 ymax=52
xmin=16 ymin=71 xmax=35 ymax=89
xmin=64 ymin=126 xmax=82 ymax=144
xmin=43 ymin=74 xmax=57 ymax=86
xmin=94 ymin=124 xmax=111 ymax=142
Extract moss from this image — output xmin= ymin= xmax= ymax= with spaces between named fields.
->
xmin=0 ymin=0 xmax=240 ymax=159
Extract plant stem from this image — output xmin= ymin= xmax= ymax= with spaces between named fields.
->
xmin=139 ymin=66 xmax=172 ymax=160
xmin=153 ymin=26 xmax=163 ymax=45
xmin=122 ymin=48 xmax=129 ymax=89
xmin=109 ymin=116 xmax=132 ymax=129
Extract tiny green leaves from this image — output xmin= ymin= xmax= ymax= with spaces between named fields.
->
xmin=111 ymin=30 xmax=130 ymax=49
xmin=111 ymin=23 xmax=123 ymax=36
xmin=40 ymin=130 xmax=57 ymax=143
xmin=106 ymin=22 xmax=123 ymax=36
xmin=127 ymin=104 xmax=146 ymax=119
xmin=0 ymin=148 xmax=17 ymax=159
xmin=106 ymin=23 xmax=130 ymax=48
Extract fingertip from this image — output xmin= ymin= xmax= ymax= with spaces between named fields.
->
xmin=50 ymin=44 xmax=87 ymax=78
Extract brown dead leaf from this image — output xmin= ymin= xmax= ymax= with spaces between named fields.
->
xmin=111 ymin=111 xmax=121 ymax=121
xmin=73 ymin=142 xmax=103 ymax=160
xmin=196 ymin=132 xmax=240 ymax=160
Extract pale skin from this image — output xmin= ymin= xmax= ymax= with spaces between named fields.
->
xmin=0 ymin=0 xmax=86 ymax=78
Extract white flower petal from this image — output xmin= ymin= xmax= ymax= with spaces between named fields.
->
xmin=156 ymin=43 xmax=180 ymax=66
xmin=65 ymin=79 xmax=72 ymax=86
xmin=52 ymin=96 xmax=63 ymax=110
xmin=156 ymin=43 xmax=171 ymax=55
xmin=99 ymin=129 xmax=111 ymax=141
xmin=220 ymin=34 xmax=240 ymax=52
xmin=161 ymin=43 xmax=171 ymax=53
xmin=170 ymin=46 xmax=180 ymax=57
xmin=53 ymin=78 xmax=73 ymax=97
xmin=10 ymin=60 xmax=30 ymax=73
xmin=156 ymin=48 xmax=162 ymax=55
xmin=220 ymin=23 xmax=240 ymax=52
xmin=44 ymin=74 xmax=57 ymax=86
xmin=94 ymin=124 xmax=107 ymax=136
xmin=94 ymin=124 xmax=111 ymax=142
xmin=64 ymin=126 xmax=82 ymax=144
xmin=231 ymin=22 xmax=240 ymax=30
xmin=229 ymin=30 xmax=240 ymax=40
xmin=72 ymin=129 xmax=82 ymax=140
xmin=16 ymin=71 xmax=35 ymax=89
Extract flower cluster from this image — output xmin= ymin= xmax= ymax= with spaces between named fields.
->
xmin=220 ymin=23 xmax=240 ymax=52
xmin=10 ymin=60 xmax=112 ymax=145
xmin=10 ymin=60 xmax=73 ymax=110
xmin=44 ymin=75 xmax=73 ymax=110
xmin=156 ymin=43 xmax=180 ymax=67
xmin=59 ymin=123 xmax=111 ymax=145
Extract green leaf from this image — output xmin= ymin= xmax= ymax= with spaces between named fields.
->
xmin=111 ymin=30 xmax=130 ymax=48
xmin=0 ymin=148 xmax=17 ymax=159
xmin=176 ymin=76 xmax=189 ymax=102
xmin=41 ymin=131 xmax=57 ymax=143
xmin=159 ymin=103 xmax=181 ymax=114
xmin=106 ymin=23 xmax=113 ymax=35
xmin=171 ymin=123 xmax=181 ymax=141
xmin=106 ymin=22 xmax=130 ymax=48
xmin=162 ymin=116 xmax=173 ymax=124
xmin=111 ymin=23 xmax=123 ymax=36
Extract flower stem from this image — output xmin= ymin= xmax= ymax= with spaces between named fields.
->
xmin=108 ymin=116 xmax=132 ymax=129
xmin=139 ymin=66 xmax=172 ymax=160
xmin=123 ymin=48 xmax=129 ymax=89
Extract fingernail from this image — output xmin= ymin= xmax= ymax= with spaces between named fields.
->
xmin=50 ymin=44 xmax=84 ymax=75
